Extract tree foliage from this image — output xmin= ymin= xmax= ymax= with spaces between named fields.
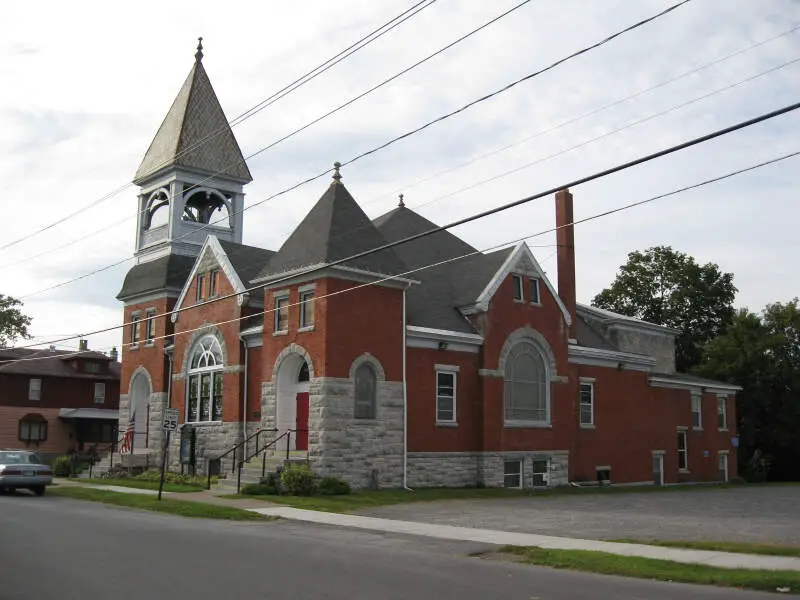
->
xmin=592 ymin=246 xmax=736 ymax=372
xmin=0 ymin=294 xmax=32 ymax=348
xmin=696 ymin=300 xmax=800 ymax=481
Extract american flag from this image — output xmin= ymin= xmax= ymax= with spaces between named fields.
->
xmin=119 ymin=409 xmax=135 ymax=454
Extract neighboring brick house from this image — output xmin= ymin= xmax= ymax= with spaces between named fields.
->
xmin=0 ymin=342 xmax=121 ymax=462
xmin=115 ymin=44 xmax=741 ymax=489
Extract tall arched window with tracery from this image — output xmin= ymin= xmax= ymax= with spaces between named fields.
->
xmin=503 ymin=341 xmax=549 ymax=424
xmin=187 ymin=336 xmax=224 ymax=422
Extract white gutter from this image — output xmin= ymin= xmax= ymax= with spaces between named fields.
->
xmin=240 ymin=333 xmax=249 ymax=456
xmin=402 ymin=284 xmax=412 ymax=491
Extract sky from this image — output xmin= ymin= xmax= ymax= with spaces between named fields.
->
xmin=1 ymin=0 xmax=799 ymax=355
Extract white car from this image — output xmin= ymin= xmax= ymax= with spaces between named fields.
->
xmin=0 ymin=450 xmax=53 ymax=496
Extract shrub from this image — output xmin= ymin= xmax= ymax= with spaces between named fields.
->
xmin=280 ymin=463 xmax=317 ymax=496
xmin=257 ymin=472 xmax=282 ymax=495
xmin=241 ymin=483 xmax=278 ymax=496
xmin=53 ymin=456 xmax=72 ymax=477
xmin=132 ymin=470 xmax=210 ymax=488
xmin=317 ymin=476 xmax=350 ymax=496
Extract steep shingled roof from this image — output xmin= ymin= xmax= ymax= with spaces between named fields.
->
xmin=116 ymin=254 xmax=197 ymax=301
xmin=217 ymin=240 xmax=275 ymax=287
xmin=133 ymin=46 xmax=252 ymax=184
xmin=256 ymin=175 xmax=406 ymax=281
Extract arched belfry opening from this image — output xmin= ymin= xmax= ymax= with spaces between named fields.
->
xmin=182 ymin=189 xmax=232 ymax=228
xmin=276 ymin=355 xmax=311 ymax=452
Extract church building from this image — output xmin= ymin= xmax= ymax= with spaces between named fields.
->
xmin=116 ymin=42 xmax=740 ymax=490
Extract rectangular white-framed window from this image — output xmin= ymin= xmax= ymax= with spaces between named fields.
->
xmin=145 ymin=309 xmax=156 ymax=343
xmin=93 ymin=382 xmax=106 ymax=404
xmin=529 ymin=278 xmax=541 ymax=304
xmin=579 ymin=380 xmax=594 ymax=426
xmin=274 ymin=294 xmax=289 ymax=333
xmin=503 ymin=460 xmax=522 ymax=488
xmin=691 ymin=392 xmax=702 ymax=429
xmin=677 ymin=429 xmax=688 ymax=471
xmin=28 ymin=378 xmax=42 ymax=401
xmin=435 ymin=369 xmax=457 ymax=424
xmin=209 ymin=268 xmax=219 ymax=297
xmin=511 ymin=274 xmax=524 ymax=301
xmin=299 ymin=290 xmax=315 ymax=329
xmin=130 ymin=313 xmax=140 ymax=345
xmin=532 ymin=458 xmax=549 ymax=488
xmin=195 ymin=273 xmax=205 ymax=302
xmin=717 ymin=396 xmax=727 ymax=430
xmin=19 ymin=419 xmax=47 ymax=442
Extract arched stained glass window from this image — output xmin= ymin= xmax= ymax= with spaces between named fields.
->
xmin=187 ymin=336 xmax=224 ymax=422
xmin=354 ymin=363 xmax=377 ymax=419
xmin=503 ymin=341 xmax=549 ymax=424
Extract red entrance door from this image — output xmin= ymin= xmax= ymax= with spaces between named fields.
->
xmin=295 ymin=392 xmax=309 ymax=451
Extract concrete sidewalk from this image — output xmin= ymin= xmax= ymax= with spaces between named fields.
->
xmin=249 ymin=505 xmax=800 ymax=572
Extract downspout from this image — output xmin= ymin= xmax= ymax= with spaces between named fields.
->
xmin=403 ymin=283 xmax=413 ymax=491
xmin=239 ymin=333 xmax=249 ymax=457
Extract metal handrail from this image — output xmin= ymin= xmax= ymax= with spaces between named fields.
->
xmin=235 ymin=430 xmax=290 ymax=494
xmin=206 ymin=427 xmax=278 ymax=489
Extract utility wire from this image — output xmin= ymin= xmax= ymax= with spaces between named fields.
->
xmin=8 ymin=14 xmax=793 ymax=272
xmin=11 ymin=98 xmax=800 ymax=352
xmin=0 ymin=0 xmax=440 ymax=252
xmin=15 ymin=0 xmax=688 ymax=298
xmin=4 ymin=0 xmax=530 ymax=273
xmin=7 ymin=146 xmax=798 ymax=365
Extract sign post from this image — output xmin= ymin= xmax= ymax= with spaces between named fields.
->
xmin=158 ymin=408 xmax=180 ymax=501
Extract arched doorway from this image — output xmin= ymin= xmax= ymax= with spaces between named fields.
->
xmin=276 ymin=355 xmax=310 ymax=451
xmin=129 ymin=371 xmax=152 ymax=453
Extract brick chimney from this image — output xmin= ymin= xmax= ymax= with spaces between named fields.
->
xmin=555 ymin=189 xmax=577 ymax=335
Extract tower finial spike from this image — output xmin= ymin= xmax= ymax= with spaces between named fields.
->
xmin=398 ymin=193 xmax=405 ymax=208
xmin=195 ymin=37 xmax=204 ymax=62
xmin=332 ymin=161 xmax=342 ymax=182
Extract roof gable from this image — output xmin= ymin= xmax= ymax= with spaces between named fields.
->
xmin=470 ymin=242 xmax=572 ymax=327
xmin=257 ymin=179 xmax=406 ymax=280
xmin=134 ymin=56 xmax=251 ymax=184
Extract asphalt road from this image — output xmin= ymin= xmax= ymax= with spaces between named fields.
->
xmin=0 ymin=493 xmax=790 ymax=600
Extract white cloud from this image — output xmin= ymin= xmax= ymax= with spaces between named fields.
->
xmin=2 ymin=0 xmax=799 ymax=353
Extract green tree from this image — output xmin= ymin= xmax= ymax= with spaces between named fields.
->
xmin=592 ymin=246 xmax=736 ymax=372
xmin=697 ymin=300 xmax=800 ymax=481
xmin=0 ymin=294 xmax=32 ymax=347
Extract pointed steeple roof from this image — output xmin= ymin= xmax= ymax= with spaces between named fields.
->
xmin=257 ymin=166 xmax=406 ymax=280
xmin=134 ymin=39 xmax=252 ymax=184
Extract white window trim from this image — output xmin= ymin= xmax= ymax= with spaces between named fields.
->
xmin=717 ymin=395 xmax=728 ymax=431
xmin=677 ymin=429 xmax=689 ymax=472
xmin=691 ymin=391 xmax=702 ymax=430
xmin=28 ymin=378 xmax=42 ymax=401
xmin=184 ymin=335 xmax=225 ymax=424
xmin=299 ymin=290 xmax=315 ymax=330
xmin=93 ymin=382 xmax=106 ymax=404
xmin=209 ymin=268 xmax=220 ymax=298
xmin=511 ymin=274 xmax=524 ymax=302
xmin=435 ymin=369 xmax=457 ymax=425
xmin=503 ymin=341 xmax=551 ymax=427
xmin=503 ymin=459 xmax=523 ymax=489
xmin=130 ymin=312 xmax=141 ymax=347
xmin=529 ymin=277 xmax=541 ymax=306
xmin=273 ymin=293 xmax=289 ymax=334
xmin=144 ymin=308 xmax=156 ymax=345
xmin=579 ymin=379 xmax=594 ymax=427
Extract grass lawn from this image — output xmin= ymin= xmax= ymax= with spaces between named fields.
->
xmin=612 ymin=539 xmax=800 ymax=558
xmin=494 ymin=546 xmax=800 ymax=593
xmin=67 ymin=478 xmax=203 ymax=493
xmin=50 ymin=486 xmax=277 ymax=521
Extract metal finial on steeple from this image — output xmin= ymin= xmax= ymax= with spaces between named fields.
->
xmin=195 ymin=37 xmax=204 ymax=62
xmin=398 ymin=193 xmax=405 ymax=208
xmin=332 ymin=161 xmax=342 ymax=182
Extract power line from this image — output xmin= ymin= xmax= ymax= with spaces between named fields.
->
xmin=0 ymin=0 xmax=440 ymax=253
xmin=365 ymin=22 xmax=800 ymax=206
xmin=15 ymin=0 xmax=688 ymax=298
xmin=9 ymin=146 xmax=798 ymax=365
xmin=5 ymin=0 xmax=530 ymax=275
xmin=12 ymin=98 xmax=800 ymax=351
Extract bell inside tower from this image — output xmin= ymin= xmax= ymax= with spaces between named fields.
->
xmin=182 ymin=190 xmax=232 ymax=228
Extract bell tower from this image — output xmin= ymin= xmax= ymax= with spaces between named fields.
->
xmin=131 ymin=38 xmax=252 ymax=264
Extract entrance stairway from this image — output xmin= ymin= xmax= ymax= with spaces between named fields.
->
xmin=213 ymin=449 xmax=308 ymax=492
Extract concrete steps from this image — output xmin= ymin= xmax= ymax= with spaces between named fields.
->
xmin=213 ymin=450 xmax=308 ymax=492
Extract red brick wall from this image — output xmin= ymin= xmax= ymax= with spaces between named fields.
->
xmin=171 ymin=266 xmax=245 ymax=423
xmin=406 ymin=348 xmax=481 ymax=452
xmin=120 ymin=296 xmax=174 ymax=394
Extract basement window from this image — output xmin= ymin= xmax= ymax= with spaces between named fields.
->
xmin=533 ymin=458 xmax=549 ymax=488
xmin=503 ymin=460 xmax=522 ymax=488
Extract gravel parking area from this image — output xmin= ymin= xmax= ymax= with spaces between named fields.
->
xmin=356 ymin=486 xmax=800 ymax=544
